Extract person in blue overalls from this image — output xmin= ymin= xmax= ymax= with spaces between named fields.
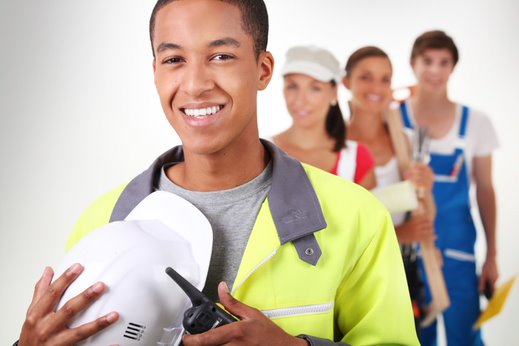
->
xmin=400 ymin=30 xmax=500 ymax=345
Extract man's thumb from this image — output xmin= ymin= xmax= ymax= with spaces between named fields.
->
xmin=217 ymin=281 xmax=244 ymax=319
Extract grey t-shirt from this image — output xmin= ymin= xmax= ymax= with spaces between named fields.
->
xmin=158 ymin=162 xmax=272 ymax=301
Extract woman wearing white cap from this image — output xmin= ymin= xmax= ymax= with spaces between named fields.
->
xmin=273 ymin=45 xmax=376 ymax=189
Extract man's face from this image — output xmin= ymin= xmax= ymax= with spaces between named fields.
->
xmin=412 ymin=48 xmax=455 ymax=93
xmin=152 ymin=0 xmax=273 ymax=156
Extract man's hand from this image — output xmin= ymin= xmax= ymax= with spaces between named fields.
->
xmin=182 ymin=282 xmax=308 ymax=346
xmin=479 ymin=255 xmax=499 ymax=298
xmin=19 ymin=264 xmax=119 ymax=346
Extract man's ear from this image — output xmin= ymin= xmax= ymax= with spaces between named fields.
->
xmin=342 ymin=76 xmax=351 ymax=90
xmin=410 ymin=57 xmax=416 ymax=69
xmin=152 ymin=59 xmax=157 ymax=84
xmin=257 ymin=51 xmax=274 ymax=91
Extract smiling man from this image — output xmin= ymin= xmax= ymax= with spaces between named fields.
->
xmin=17 ymin=1 xmax=419 ymax=345
xmin=151 ymin=0 xmax=271 ymax=192
xmin=400 ymin=30 xmax=499 ymax=346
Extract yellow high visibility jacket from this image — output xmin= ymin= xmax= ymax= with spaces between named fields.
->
xmin=67 ymin=141 xmax=419 ymax=346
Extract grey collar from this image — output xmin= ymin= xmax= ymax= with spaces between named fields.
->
xmin=110 ymin=139 xmax=326 ymax=265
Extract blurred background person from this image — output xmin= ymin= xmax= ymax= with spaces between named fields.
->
xmin=273 ymin=45 xmax=376 ymax=189
xmin=343 ymin=45 xmax=436 ymax=332
xmin=400 ymin=30 xmax=499 ymax=345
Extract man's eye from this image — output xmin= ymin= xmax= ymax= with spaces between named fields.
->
xmin=440 ymin=59 xmax=451 ymax=67
xmin=163 ymin=57 xmax=183 ymax=64
xmin=213 ymin=54 xmax=234 ymax=61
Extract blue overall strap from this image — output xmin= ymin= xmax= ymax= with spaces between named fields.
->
xmin=400 ymin=102 xmax=414 ymax=129
xmin=459 ymin=105 xmax=470 ymax=138
xmin=448 ymin=105 xmax=469 ymax=179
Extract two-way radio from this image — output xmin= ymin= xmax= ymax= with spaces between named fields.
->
xmin=165 ymin=267 xmax=238 ymax=334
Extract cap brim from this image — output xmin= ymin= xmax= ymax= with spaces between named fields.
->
xmin=281 ymin=60 xmax=338 ymax=83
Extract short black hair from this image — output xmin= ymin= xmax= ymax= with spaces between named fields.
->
xmin=411 ymin=30 xmax=459 ymax=66
xmin=149 ymin=0 xmax=269 ymax=59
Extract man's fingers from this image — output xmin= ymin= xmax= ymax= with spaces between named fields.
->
xmin=28 ymin=264 xmax=83 ymax=320
xmin=478 ymin=276 xmax=486 ymax=293
xmin=218 ymin=281 xmax=263 ymax=321
xmin=35 ymin=263 xmax=84 ymax=316
xmin=58 ymin=311 xmax=119 ymax=346
xmin=30 ymin=267 xmax=54 ymax=308
xmin=183 ymin=324 xmax=232 ymax=346
xmin=53 ymin=281 xmax=108 ymax=329
xmin=218 ymin=282 xmax=241 ymax=315
xmin=218 ymin=281 xmax=253 ymax=320
xmin=21 ymin=274 xmax=117 ymax=346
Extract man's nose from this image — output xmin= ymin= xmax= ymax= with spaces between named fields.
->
xmin=429 ymin=63 xmax=442 ymax=75
xmin=180 ymin=62 xmax=215 ymax=96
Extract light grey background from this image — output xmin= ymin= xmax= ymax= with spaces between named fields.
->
xmin=1 ymin=0 xmax=517 ymax=344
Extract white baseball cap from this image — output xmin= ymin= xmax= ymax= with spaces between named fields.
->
xmin=281 ymin=45 xmax=342 ymax=84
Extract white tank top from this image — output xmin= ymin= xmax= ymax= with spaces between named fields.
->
xmin=335 ymin=140 xmax=358 ymax=181
xmin=375 ymin=157 xmax=406 ymax=226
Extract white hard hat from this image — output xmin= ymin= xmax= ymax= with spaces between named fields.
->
xmin=54 ymin=191 xmax=213 ymax=345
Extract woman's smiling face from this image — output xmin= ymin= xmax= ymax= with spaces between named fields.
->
xmin=283 ymin=73 xmax=337 ymax=130
xmin=345 ymin=56 xmax=393 ymax=115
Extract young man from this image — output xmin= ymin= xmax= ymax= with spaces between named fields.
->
xmin=400 ymin=30 xmax=499 ymax=345
xmin=17 ymin=1 xmax=419 ymax=345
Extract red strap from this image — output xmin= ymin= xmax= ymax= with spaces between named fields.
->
xmin=353 ymin=143 xmax=375 ymax=183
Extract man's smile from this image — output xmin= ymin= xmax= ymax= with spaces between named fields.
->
xmin=182 ymin=104 xmax=224 ymax=118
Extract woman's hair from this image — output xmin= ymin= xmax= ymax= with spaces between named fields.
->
xmin=326 ymin=81 xmax=346 ymax=152
xmin=410 ymin=30 xmax=459 ymax=66
xmin=344 ymin=46 xmax=391 ymax=77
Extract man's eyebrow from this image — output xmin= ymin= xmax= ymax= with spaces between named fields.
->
xmin=209 ymin=37 xmax=240 ymax=48
xmin=155 ymin=38 xmax=240 ymax=54
xmin=156 ymin=42 xmax=182 ymax=54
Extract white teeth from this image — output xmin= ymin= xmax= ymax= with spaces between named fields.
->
xmin=295 ymin=111 xmax=310 ymax=117
xmin=184 ymin=105 xmax=221 ymax=117
xmin=367 ymin=94 xmax=382 ymax=102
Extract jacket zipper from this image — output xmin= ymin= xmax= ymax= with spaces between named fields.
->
xmin=262 ymin=302 xmax=334 ymax=319
xmin=231 ymin=248 xmax=278 ymax=294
